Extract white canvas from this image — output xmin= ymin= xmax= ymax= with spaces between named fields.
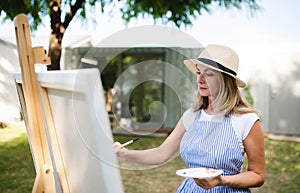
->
xmin=14 ymin=68 xmax=124 ymax=193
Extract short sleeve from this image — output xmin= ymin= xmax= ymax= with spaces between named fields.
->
xmin=182 ymin=108 xmax=197 ymax=131
xmin=232 ymin=113 xmax=260 ymax=140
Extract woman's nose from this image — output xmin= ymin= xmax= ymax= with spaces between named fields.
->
xmin=197 ymin=73 xmax=205 ymax=83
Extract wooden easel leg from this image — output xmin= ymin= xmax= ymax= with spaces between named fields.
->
xmin=43 ymin=164 xmax=57 ymax=193
xmin=32 ymin=174 xmax=43 ymax=193
xmin=40 ymin=89 xmax=70 ymax=192
xmin=14 ymin=13 xmax=56 ymax=193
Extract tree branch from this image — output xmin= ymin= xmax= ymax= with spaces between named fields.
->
xmin=62 ymin=0 xmax=85 ymax=29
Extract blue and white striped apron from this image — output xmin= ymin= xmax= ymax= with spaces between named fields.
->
xmin=177 ymin=110 xmax=251 ymax=193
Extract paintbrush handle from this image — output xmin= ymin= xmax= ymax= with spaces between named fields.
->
xmin=120 ymin=138 xmax=139 ymax=148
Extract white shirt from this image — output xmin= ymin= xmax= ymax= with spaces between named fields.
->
xmin=182 ymin=108 xmax=259 ymax=154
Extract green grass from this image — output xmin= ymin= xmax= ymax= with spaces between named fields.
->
xmin=1 ymin=124 xmax=300 ymax=193
xmin=0 ymin=126 xmax=35 ymax=193
xmin=255 ymin=139 xmax=300 ymax=193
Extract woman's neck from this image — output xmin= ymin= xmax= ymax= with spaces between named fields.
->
xmin=204 ymin=104 xmax=214 ymax=115
xmin=205 ymin=97 xmax=215 ymax=114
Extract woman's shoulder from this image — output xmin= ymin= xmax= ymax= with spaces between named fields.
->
xmin=182 ymin=108 xmax=198 ymax=130
xmin=232 ymin=111 xmax=259 ymax=121
xmin=182 ymin=108 xmax=198 ymax=121
xmin=183 ymin=107 xmax=197 ymax=116
xmin=232 ymin=112 xmax=260 ymax=140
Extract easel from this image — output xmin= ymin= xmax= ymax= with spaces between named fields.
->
xmin=14 ymin=14 xmax=70 ymax=193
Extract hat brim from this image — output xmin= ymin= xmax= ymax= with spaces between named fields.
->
xmin=183 ymin=59 xmax=246 ymax=88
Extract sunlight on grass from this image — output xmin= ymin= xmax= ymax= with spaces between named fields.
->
xmin=0 ymin=122 xmax=26 ymax=143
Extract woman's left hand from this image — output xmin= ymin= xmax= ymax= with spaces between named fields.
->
xmin=193 ymin=175 xmax=223 ymax=190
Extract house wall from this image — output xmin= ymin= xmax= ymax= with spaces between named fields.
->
xmin=64 ymin=45 xmax=300 ymax=134
xmin=64 ymin=47 xmax=201 ymax=129
xmin=0 ymin=39 xmax=20 ymax=123
xmin=236 ymin=44 xmax=300 ymax=134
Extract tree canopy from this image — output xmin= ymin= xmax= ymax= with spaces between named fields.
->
xmin=0 ymin=0 xmax=260 ymax=70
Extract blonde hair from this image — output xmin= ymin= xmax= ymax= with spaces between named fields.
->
xmin=193 ymin=72 xmax=257 ymax=115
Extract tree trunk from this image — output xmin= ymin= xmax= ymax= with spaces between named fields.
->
xmin=47 ymin=0 xmax=64 ymax=71
xmin=47 ymin=33 xmax=63 ymax=70
xmin=47 ymin=0 xmax=85 ymax=71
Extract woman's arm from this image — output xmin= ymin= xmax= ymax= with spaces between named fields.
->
xmin=114 ymin=118 xmax=186 ymax=165
xmin=194 ymin=120 xmax=266 ymax=190
xmin=222 ymin=120 xmax=265 ymax=187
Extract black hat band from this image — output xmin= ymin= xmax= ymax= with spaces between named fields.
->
xmin=197 ymin=58 xmax=237 ymax=76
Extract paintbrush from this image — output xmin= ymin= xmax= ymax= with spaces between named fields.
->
xmin=120 ymin=137 xmax=139 ymax=148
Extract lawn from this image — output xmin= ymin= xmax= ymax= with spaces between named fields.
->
xmin=1 ymin=124 xmax=300 ymax=193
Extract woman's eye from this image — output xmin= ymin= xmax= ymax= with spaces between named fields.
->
xmin=204 ymin=72 xmax=214 ymax=77
xmin=196 ymin=71 xmax=201 ymax=75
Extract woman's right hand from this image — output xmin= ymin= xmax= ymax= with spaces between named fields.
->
xmin=113 ymin=142 xmax=129 ymax=161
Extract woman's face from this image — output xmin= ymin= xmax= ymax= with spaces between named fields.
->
xmin=196 ymin=63 xmax=221 ymax=99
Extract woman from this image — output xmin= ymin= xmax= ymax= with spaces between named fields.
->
xmin=114 ymin=44 xmax=265 ymax=192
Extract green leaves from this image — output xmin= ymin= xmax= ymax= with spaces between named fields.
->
xmin=0 ymin=0 xmax=261 ymax=32
xmin=118 ymin=0 xmax=260 ymax=27
xmin=0 ymin=0 xmax=260 ymax=69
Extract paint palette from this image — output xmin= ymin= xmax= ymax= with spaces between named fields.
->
xmin=176 ymin=168 xmax=223 ymax=179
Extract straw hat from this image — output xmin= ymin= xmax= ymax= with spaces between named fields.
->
xmin=184 ymin=44 xmax=246 ymax=87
